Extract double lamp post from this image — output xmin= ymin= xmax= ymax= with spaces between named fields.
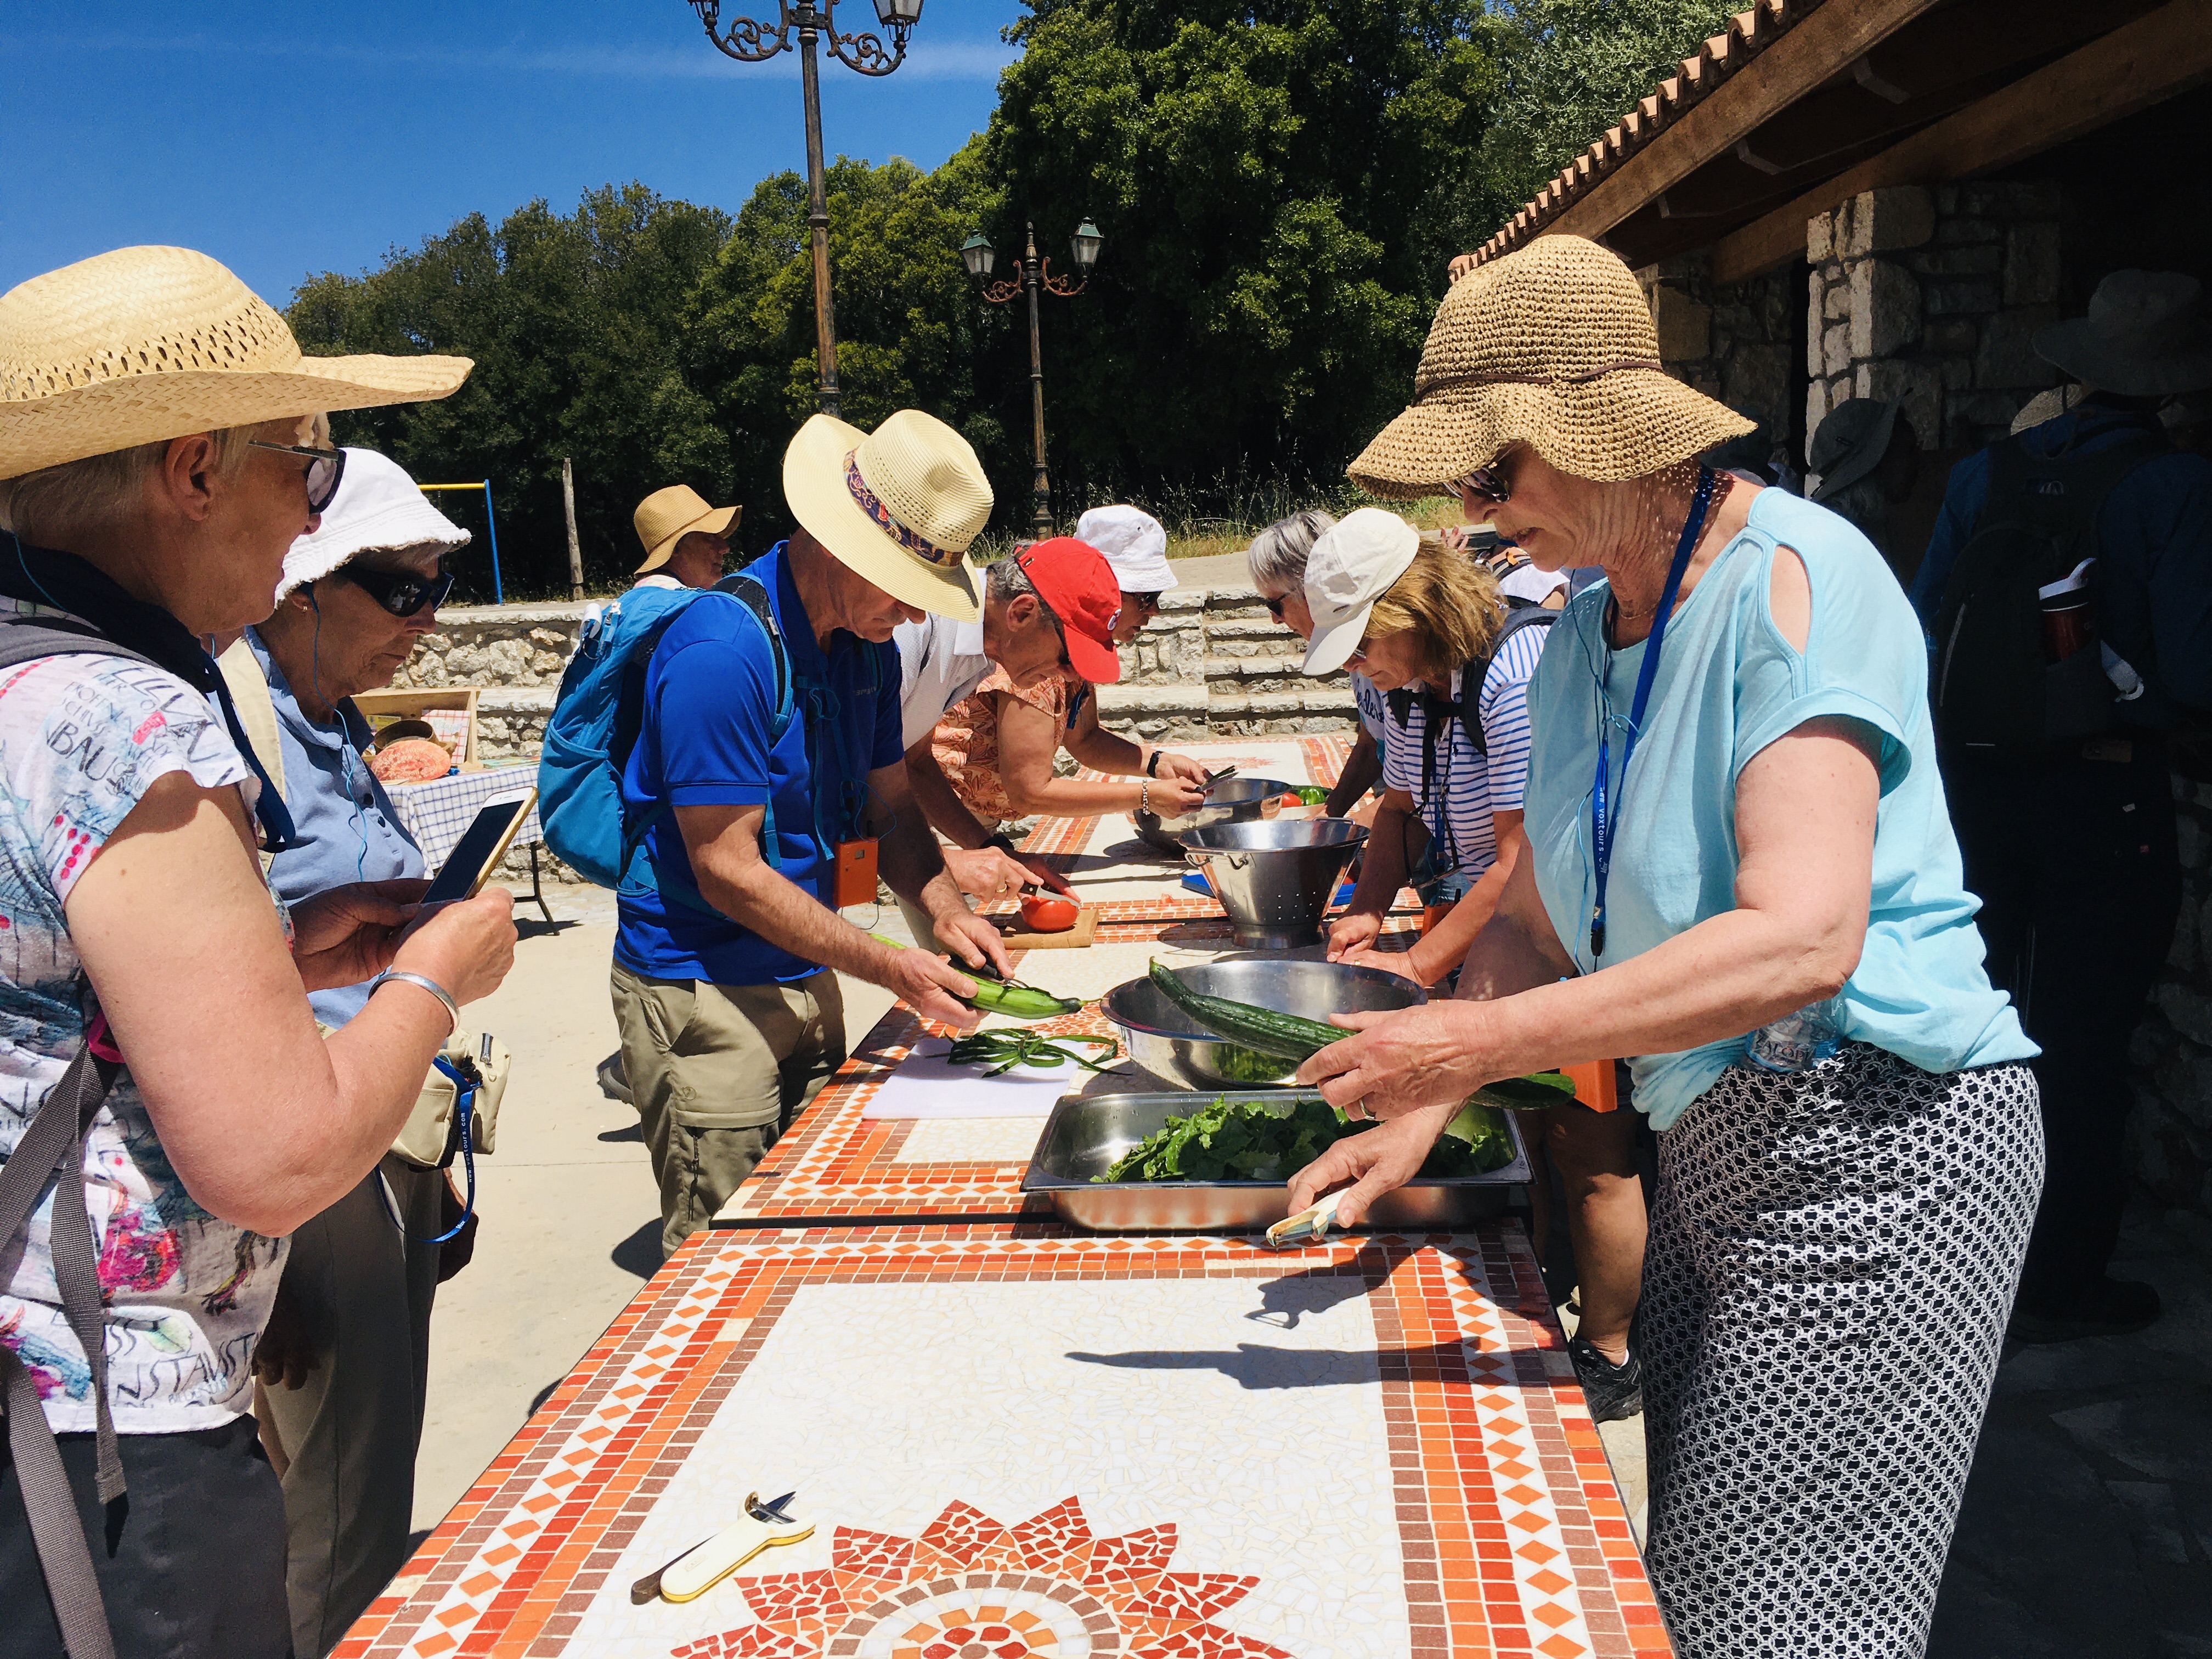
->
xmin=686 ymin=0 xmax=1101 ymax=534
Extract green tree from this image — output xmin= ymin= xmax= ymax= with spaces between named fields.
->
xmin=1481 ymin=0 xmax=1741 ymax=208
xmin=969 ymin=0 xmax=1509 ymax=514
xmin=290 ymin=183 xmax=731 ymax=598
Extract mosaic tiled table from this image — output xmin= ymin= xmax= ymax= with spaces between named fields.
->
xmin=715 ymin=929 xmax=1424 ymax=1229
xmin=341 ymin=1223 xmax=1667 ymax=1659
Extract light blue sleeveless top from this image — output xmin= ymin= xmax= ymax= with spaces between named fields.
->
xmin=1522 ymin=488 xmax=2035 ymax=1129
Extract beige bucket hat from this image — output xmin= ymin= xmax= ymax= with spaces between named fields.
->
xmin=782 ymin=409 xmax=990 ymax=620
xmin=1348 ymin=235 xmax=1752 ymax=496
xmin=634 ymin=483 xmax=740 ymax=575
xmin=0 ymin=245 xmax=471 ymax=481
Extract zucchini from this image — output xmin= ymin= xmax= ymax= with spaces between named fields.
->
xmin=1147 ymin=960 xmax=1346 ymax=1060
xmin=1469 ymin=1071 xmax=1577 ymax=1112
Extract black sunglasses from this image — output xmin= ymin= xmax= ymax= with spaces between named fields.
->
xmin=1124 ymin=591 xmax=1164 ymax=614
xmin=1261 ymin=591 xmax=1291 ymax=619
xmin=340 ymin=563 xmax=454 ymax=618
xmin=1446 ymin=457 xmax=1513 ymax=506
xmin=250 ymin=441 xmax=347 ymax=514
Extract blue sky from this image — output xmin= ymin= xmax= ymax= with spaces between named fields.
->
xmin=2 ymin=1 xmax=1025 ymax=307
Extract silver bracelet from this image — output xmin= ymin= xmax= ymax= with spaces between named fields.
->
xmin=369 ymin=969 xmax=459 ymax=1036
xmin=1139 ymin=779 xmax=1150 ymax=815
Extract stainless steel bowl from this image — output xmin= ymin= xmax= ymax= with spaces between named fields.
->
xmin=1133 ymin=776 xmax=1290 ymax=854
xmin=1102 ymin=957 xmax=1426 ymax=1090
xmin=1182 ymin=818 xmax=1368 ymax=949
xmin=1021 ymin=1089 xmax=1530 ymax=1232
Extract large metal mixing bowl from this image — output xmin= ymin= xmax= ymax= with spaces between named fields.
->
xmin=1103 ymin=957 xmax=1426 ymax=1090
xmin=1182 ymin=818 xmax=1368 ymax=949
xmin=1132 ymin=776 xmax=1290 ymax=854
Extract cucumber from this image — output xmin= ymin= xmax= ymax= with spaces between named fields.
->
xmin=867 ymin=932 xmax=1078 ymax=1020
xmin=1147 ymin=960 xmax=1346 ymax=1060
xmin=1469 ymin=1071 xmax=1577 ymax=1112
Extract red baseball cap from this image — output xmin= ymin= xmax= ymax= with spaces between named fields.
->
xmin=1015 ymin=538 xmax=1124 ymax=684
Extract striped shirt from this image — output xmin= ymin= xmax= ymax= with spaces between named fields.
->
xmin=1380 ymin=622 xmax=1549 ymax=879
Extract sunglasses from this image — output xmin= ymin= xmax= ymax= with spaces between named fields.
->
xmin=1261 ymin=591 xmax=1291 ymax=619
xmin=1124 ymin=591 xmax=1163 ymax=616
xmin=340 ymin=563 xmax=454 ymax=618
xmin=250 ymin=441 xmax=347 ymax=514
xmin=1446 ymin=458 xmax=1513 ymax=506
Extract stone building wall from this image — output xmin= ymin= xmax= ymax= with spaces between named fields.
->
xmin=1804 ymin=183 xmax=2064 ymax=458
xmin=1638 ymin=253 xmax=1796 ymax=455
xmin=2131 ymin=783 xmax=2212 ymax=1213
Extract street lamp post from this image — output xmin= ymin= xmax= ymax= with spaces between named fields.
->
xmin=690 ymin=1 xmax=923 ymax=417
xmin=962 ymin=218 xmax=1102 ymax=537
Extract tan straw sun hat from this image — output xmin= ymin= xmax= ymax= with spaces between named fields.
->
xmin=782 ymin=408 xmax=991 ymax=621
xmin=0 ymin=245 xmax=471 ymax=481
xmin=1348 ymin=235 xmax=1752 ymax=496
xmin=633 ymin=483 xmax=740 ymax=575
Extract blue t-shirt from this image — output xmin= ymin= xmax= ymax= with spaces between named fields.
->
xmin=614 ymin=544 xmax=902 ymax=986
xmin=1523 ymin=489 xmax=2035 ymax=1130
xmin=246 ymin=629 xmax=427 ymax=1026
xmin=1907 ymin=406 xmax=2212 ymax=726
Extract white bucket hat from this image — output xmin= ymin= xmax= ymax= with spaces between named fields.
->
xmin=279 ymin=448 xmax=470 ymax=600
xmin=782 ymin=409 xmax=992 ymax=620
xmin=1301 ymin=507 xmax=1420 ymax=676
xmin=0 ymin=246 xmax=471 ymax=480
xmin=1074 ymin=504 xmax=1176 ymax=592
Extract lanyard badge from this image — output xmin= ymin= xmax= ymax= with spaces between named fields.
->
xmin=833 ymin=836 xmax=880 ymax=908
xmin=1588 ymin=466 xmax=1717 ymax=961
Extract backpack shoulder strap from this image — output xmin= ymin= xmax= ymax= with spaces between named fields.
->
xmin=0 ymin=1036 xmax=127 ymax=1659
xmin=1460 ymin=603 xmax=1558 ymax=757
xmin=711 ymin=572 xmax=794 ymax=741
xmin=0 ymin=612 xmax=155 ymax=676
xmin=215 ymin=639 xmax=287 ymax=805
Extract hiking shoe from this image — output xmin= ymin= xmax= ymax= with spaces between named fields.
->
xmin=596 ymin=1051 xmax=633 ymax=1105
xmin=2008 ymin=1277 xmax=2161 ymax=1344
xmin=1567 ymin=1336 xmax=1643 ymax=1422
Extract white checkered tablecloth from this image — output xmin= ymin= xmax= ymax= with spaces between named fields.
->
xmin=385 ymin=765 xmax=543 ymax=876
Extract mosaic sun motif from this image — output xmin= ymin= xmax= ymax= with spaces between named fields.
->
xmin=670 ymin=1496 xmax=1289 ymax=1659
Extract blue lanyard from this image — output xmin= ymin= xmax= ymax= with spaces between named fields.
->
xmin=1589 ymin=465 xmax=1716 ymax=960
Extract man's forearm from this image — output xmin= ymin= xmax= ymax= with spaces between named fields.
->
xmin=691 ymin=856 xmax=899 ymax=984
xmin=877 ymin=810 xmax=963 ymax=925
xmin=1326 ymin=732 xmax=1383 ymax=818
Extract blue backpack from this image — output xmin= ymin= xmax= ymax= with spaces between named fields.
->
xmin=537 ymin=575 xmax=792 ymax=898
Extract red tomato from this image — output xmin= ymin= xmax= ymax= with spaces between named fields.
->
xmin=1020 ymin=894 xmax=1081 ymax=932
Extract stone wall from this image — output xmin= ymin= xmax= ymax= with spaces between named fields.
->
xmin=1804 ymin=183 xmax=2064 ymax=456
xmin=2131 ymin=782 xmax=2212 ymax=1213
xmin=394 ymin=588 xmax=1356 ymax=765
xmin=1638 ymin=252 xmax=1796 ymax=455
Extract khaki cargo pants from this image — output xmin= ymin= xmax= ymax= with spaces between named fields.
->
xmin=611 ymin=962 xmax=847 ymax=1257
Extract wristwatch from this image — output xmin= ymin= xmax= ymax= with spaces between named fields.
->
xmin=1145 ymin=748 xmax=1163 ymax=778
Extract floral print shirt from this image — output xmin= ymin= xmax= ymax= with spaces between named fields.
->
xmin=930 ymin=669 xmax=1073 ymax=826
xmin=0 ymin=629 xmax=286 ymax=1432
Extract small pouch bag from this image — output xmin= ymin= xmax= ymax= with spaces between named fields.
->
xmin=391 ymin=1031 xmax=512 ymax=1169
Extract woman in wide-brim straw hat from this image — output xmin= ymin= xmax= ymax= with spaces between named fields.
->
xmin=1291 ymin=235 xmax=2042 ymax=1659
xmin=0 ymin=246 xmax=517 ymax=1659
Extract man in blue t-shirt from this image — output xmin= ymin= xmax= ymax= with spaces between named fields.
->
xmin=1910 ymin=271 xmax=2212 ymax=1344
xmin=612 ymin=410 xmax=1011 ymax=1256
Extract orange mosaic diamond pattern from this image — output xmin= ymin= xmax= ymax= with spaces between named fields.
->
xmin=671 ymin=1497 xmax=1289 ymax=1659
xmin=340 ymin=1224 xmax=1669 ymax=1659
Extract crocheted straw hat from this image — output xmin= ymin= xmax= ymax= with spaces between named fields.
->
xmin=1348 ymin=235 xmax=1752 ymax=496
xmin=0 ymin=245 xmax=471 ymax=481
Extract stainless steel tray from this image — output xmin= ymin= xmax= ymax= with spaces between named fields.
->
xmin=1020 ymin=1089 xmax=1531 ymax=1233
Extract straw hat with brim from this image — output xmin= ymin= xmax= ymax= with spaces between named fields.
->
xmin=2035 ymin=270 xmax=2212 ymax=398
xmin=0 ymin=245 xmax=471 ymax=481
xmin=1347 ymin=235 xmax=1753 ymax=497
xmin=634 ymin=483 xmax=740 ymax=575
xmin=783 ymin=409 xmax=990 ymax=622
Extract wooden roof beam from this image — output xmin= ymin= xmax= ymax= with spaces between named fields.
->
xmin=1545 ymin=0 xmax=1944 ymax=243
xmin=1710 ymin=0 xmax=2212 ymax=283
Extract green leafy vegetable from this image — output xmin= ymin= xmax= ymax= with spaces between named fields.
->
xmin=1098 ymin=1095 xmax=1518 ymax=1183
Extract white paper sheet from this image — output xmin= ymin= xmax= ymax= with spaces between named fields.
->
xmin=859 ymin=1040 xmax=1111 ymax=1119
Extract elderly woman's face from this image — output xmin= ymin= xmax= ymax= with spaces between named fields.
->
xmin=1111 ymin=590 xmax=1160 ymax=645
xmin=1348 ymin=628 xmax=1426 ymax=693
xmin=200 ymin=416 xmax=328 ymax=631
xmin=1263 ymin=586 xmax=1316 ymax=641
xmin=291 ymin=541 xmax=447 ymax=701
xmin=1480 ymin=445 xmax=1610 ymax=573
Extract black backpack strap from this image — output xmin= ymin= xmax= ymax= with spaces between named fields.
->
xmin=1 ymin=1036 xmax=126 ymax=1659
xmin=711 ymin=572 xmax=791 ymax=717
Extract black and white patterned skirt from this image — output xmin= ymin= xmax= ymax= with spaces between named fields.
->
xmin=1640 ymin=1043 xmax=2042 ymax=1659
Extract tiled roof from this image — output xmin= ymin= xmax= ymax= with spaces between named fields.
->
xmin=1466 ymin=0 xmax=1816 ymax=269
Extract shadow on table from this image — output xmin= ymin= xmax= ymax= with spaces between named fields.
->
xmin=1064 ymin=1337 xmax=1519 ymax=1391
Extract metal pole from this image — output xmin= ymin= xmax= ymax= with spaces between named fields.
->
xmin=482 ymin=480 xmax=504 ymax=605
xmin=1024 ymin=222 xmax=1051 ymax=537
xmin=798 ymin=7 xmax=841 ymax=417
xmin=561 ymin=457 xmax=584 ymax=601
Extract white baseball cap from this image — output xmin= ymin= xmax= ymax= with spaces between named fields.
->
xmin=1074 ymin=504 xmax=1176 ymax=592
xmin=1301 ymin=507 xmax=1419 ymax=675
xmin=280 ymin=447 xmax=470 ymax=600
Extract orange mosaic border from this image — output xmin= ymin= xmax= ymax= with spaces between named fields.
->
xmin=341 ymin=1224 xmax=1667 ymax=1659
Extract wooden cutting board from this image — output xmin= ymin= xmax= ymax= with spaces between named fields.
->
xmin=992 ymin=905 xmax=1099 ymax=950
